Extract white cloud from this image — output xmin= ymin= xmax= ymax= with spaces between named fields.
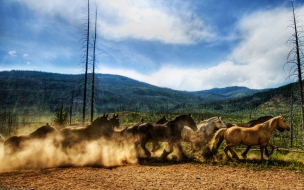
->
xmin=27 ymin=62 xmax=30 ymax=65
xmin=98 ymin=61 xmax=288 ymax=91
xmin=23 ymin=54 xmax=28 ymax=57
xmin=8 ymin=50 xmax=16 ymax=56
xmin=95 ymin=0 xmax=214 ymax=44
xmin=17 ymin=0 xmax=214 ymax=45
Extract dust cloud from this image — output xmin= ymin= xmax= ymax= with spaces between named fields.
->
xmin=0 ymin=135 xmax=138 ymax=172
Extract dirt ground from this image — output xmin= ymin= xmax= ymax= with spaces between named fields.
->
xmin=0 ymin=162 xmax=304 ymax=190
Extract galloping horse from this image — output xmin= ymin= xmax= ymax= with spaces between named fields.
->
xmin=59 ymin=114 xmax=113 ymax=153
xmin=194 ymin=116 xmax=226 ymax=151
xmin=4 ymin=123 xmax=58 ymax=154
xmin=210 ymin=114 xmax=290 ymax=160
xmin=121 ymin=116 xmax=169 ymax=149
xmin=137 ymin=114 xmax=197 ymax=160
xmin=211 ymin=116 xmax=274 ymax=158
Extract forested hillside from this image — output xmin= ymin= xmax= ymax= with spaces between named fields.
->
xmin=0 ymin=70 xmax=263 ymax=116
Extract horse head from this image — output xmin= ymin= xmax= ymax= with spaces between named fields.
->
xmin=156 ymin=116 xmax=169 ymax=124
xmin=276 ymin=114 xmax=290 ymax=131
xmin=213 ymin=116 xmax=227 ymax=129
xmin=197 ymin=117 xmax=226 ymax=136
xmin=110 ymin=114 xmax=120 ymax=128
xmin=173 ymin=114 xmax=197 ymax=131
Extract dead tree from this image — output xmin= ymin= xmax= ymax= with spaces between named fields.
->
xmin=285 ymin=1 xmax=304 ymax=134
xmin=81 ymin=0 xmax=91 ymax=125
xmin=90 ymin=6 xmax=98 ymax=123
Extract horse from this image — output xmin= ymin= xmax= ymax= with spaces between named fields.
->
xmin=116 ymin=116 xmax=168 ymax=148
xmin=59 ymin=114 xmax=113 ymax=154
xmin=4 ymin=123 xmax=58 ymax=154
xmin=210 ymin=114 xmax=290 ymax=161
xmin=211 ymin=116 xmax=275 ymax=158
xmin=110 ymin=114 xmax=120 ymax=128
xmin=137 ymin=114 xmax=197 ymax=160
xmin=193 ymin=116 xmax=226 ymax=151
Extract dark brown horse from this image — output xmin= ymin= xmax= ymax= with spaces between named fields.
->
xmin=137 ymin=114 xmax=197 ymax=160
xmin=120 ymin=116 xmax=169 ymax=146
xmin=212 ymin=116 xmax=275 ymax=158
xmin=4 ymin=123 xmax=58 ymax=154
xmin=59 ymin=114 xmax=113 ymax=154
xmin=210 ymin=114 xmax=290 ymax=160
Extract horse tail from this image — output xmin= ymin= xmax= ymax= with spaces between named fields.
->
xmin=209 ymin=128 xmax=227 ymax=151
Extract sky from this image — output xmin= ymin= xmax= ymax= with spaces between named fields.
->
xmin=1 ymin=0 xmax=304 ymax=91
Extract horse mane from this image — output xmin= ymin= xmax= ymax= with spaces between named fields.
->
xmin=247 ymin=116 xmax=273 ymax=127
xmin=198 ymin=117 xmax=218 ymax=125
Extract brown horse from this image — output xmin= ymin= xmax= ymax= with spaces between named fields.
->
xmin=4 ymin=123 xmax=58 ymax=154
xmin=210 ymin=114 xmax=290 ymax=160
xmin=212 ymin=116 xmax=274 ymax=158
xmin=59 ymin=114 xmax=114 ymax=154
xmin=137 ymin=114 xmax=197 ymax=160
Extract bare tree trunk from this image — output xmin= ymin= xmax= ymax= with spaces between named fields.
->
xmin=91 ymin=7 xmax=98 ymax=123
xmin=83 ymin=0 xmax=90 ymax=125
xmin=70 ymin=88 xmax=74 ymax=126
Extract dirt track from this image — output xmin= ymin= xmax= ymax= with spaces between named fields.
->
xmin=1 ymin=162 xmax=304 ymax=190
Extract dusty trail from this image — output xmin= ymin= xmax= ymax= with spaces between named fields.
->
xmin=0 ymin=163 xmax=303 ymax=190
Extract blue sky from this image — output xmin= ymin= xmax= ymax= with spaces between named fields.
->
xmin=0 ymin=0 xmax=303 ymax=91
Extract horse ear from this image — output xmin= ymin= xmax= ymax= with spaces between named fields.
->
xmin=188 ymin=114 xmax=192 ymax=117
xmin=117 ymin=114 xmax=119 ymax=117
xmin=103 ymin=114 xmax=105 ymax=117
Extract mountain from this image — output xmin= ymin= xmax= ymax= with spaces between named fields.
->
xmin=191 ymin=86 xmax=265 ymax=99
xmin=0 ymin=70 xmax=281 ymax=115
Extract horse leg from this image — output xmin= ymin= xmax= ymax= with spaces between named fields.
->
xmin=260 ymin=145 xmax=265 ymax=161
xmin=140 ymin=140 xmax=151 ymax=158
xmin=241 ymin=146 xmax=252 ymax=159
xmin=265 ymin=142 xmax=275 ymax=157
xmin=264 ymin=146 xmax=269 ymax=157
xmin=176 ymin=142 xmax=188 ymax=160
xmin=151 ymin=141 xmax=161 ymax=152
xmin=224 ymin=143 xmax=239 ymax=160
xmin=223 ymin=145 xmax=232 ymax=160
xmin=161 ymin=142 xmax=173 ymax=160
xmin=213 ymin=137 xmax=224 ymax=154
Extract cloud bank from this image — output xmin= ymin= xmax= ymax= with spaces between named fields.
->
xmin=98 ymin=6 xmax=297 ymax=91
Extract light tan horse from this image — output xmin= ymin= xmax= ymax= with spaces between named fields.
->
xmin=210 ymin=114 xmax=290 ymax=160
